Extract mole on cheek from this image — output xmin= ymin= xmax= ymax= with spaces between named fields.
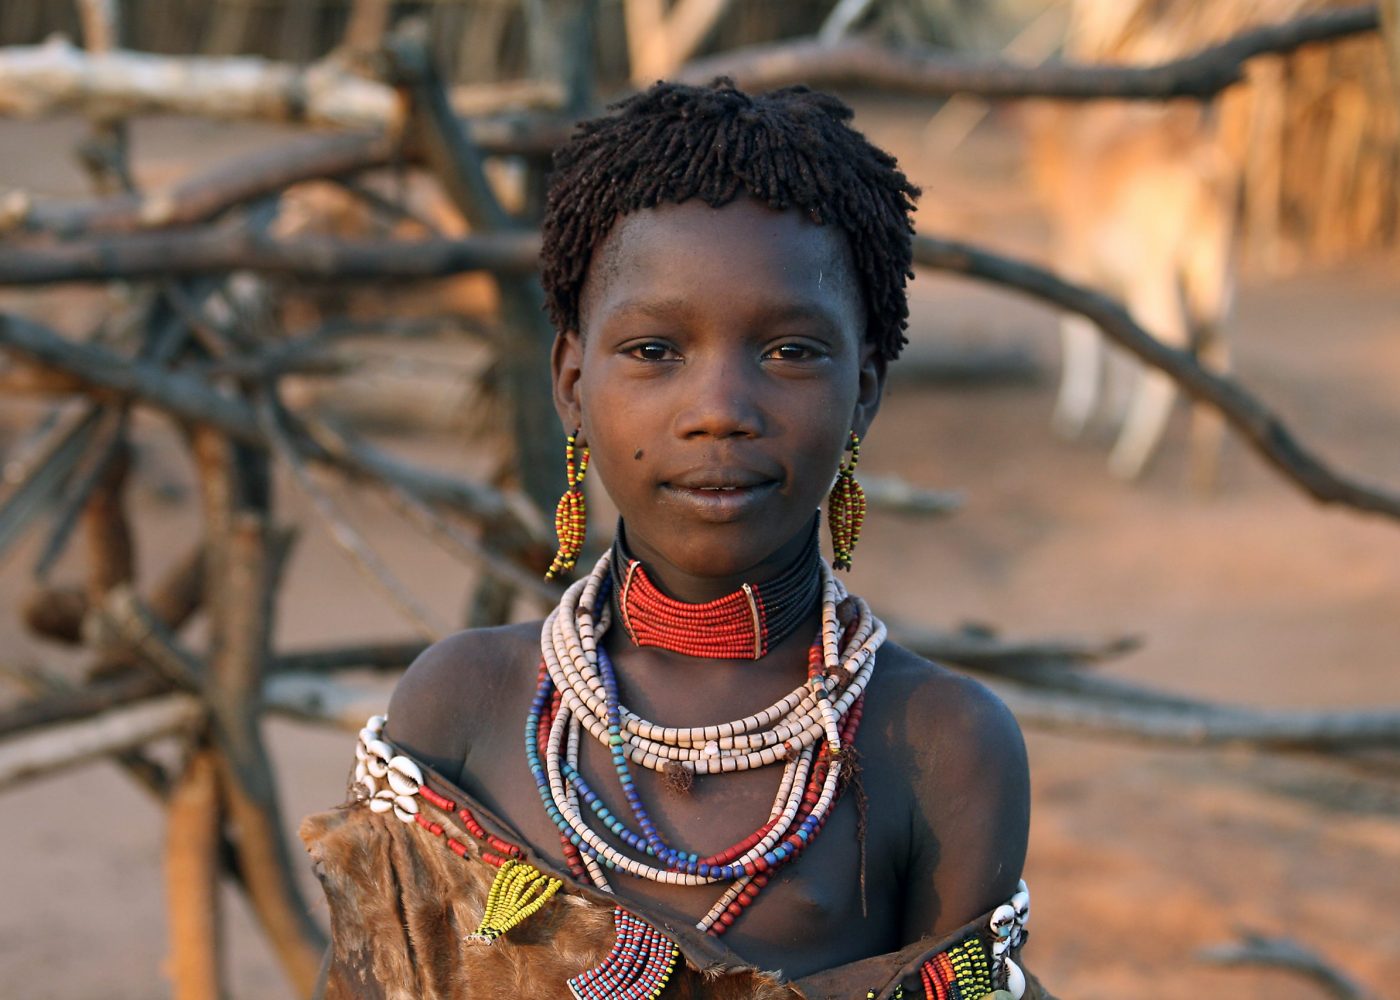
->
xmin=634 ymin=449 xmax=644 ymax=460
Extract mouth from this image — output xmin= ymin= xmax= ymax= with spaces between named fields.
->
xmin=660 ymin=471 xmax=781 ymax=521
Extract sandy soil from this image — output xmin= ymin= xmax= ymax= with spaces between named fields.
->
xmin=2 ymin=105 xmax=1399 ymax=999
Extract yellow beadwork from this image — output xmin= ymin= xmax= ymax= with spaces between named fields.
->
xmin=827 ymin=431 xmax=866 ymax=571
xmin=466 ymin=859 xmax=563 ymax=944
xmin=546 ymin=431 xmax=590 ymax=580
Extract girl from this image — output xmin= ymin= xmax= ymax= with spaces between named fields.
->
xmin=303 ymin=79 xmax=1040 ymax=999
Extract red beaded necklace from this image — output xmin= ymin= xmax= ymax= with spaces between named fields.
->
xmin=610 ymin=524 xmax=822 ymax=660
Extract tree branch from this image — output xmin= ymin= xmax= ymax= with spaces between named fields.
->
xmin=0 ymin=228 xmax=541 ymax=285
xmin=679 ymin=6 xmax=1381 ymax=100
xmin=0 ymin=693 xmax=203 ymax=791
xmin=912 ymin=234 xmax=1400 ymax=522
xmin=0 ymin=37 xmax=562 ymax=126
xmin=0 ymin=312 xmax=524 ymax=526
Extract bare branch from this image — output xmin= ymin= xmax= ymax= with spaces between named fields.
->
xmin=680 ymin=6 xmax=1381 ymax=100
xmin=0 ymin=670 xmax=168 ymax=739
xmin=0 ymin=693 xmax=203 ymax=791
xmin=0 ymin=312 xmax=525 ymax=526
xmin=912 ymin=234 xmax=1400 ymax=523
xmin=1200 ymin=932 xmax=1374 ymax=1000
xmin=0 ymin=37 xmax=562 ymax=126
xmin=264 ymin=672 xmax=394 ymax=731
xmin=985 ymin=679 xmax=1400 ymax=753
xmin=0 ymin=228 xmax=541 ymax=285
xmin=258 ymin=397 xmax=448 ymax=641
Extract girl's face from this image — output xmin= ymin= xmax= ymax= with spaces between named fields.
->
xmin=552 ymin=198 xmax=884 ymax=597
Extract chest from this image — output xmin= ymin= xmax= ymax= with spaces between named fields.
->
xmin=461 ymin=663 xmax=915 ymax=978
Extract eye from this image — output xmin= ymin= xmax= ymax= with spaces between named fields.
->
xmin=763 ymin=341 xmax=825 ymax=362
xmin=625 ymin=341 xmax=680 ymax=362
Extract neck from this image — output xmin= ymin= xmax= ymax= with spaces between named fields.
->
xmin=610 ymin=519 xmax=822 ymax=660
xmin=616 ymin=517 xmax=819 ymax=603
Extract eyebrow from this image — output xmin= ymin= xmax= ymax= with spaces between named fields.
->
xmin=606 ymin=298 xmax=843 ymax=329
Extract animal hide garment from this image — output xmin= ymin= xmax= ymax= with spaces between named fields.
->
xmin=301 ymin=746 xmax=1051 ymax=1000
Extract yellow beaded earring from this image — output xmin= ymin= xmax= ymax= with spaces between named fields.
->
xmin=545 ymin=430 xmax=589 ymax=581
xmin=827 ymin=431 xmax=866 ymax=571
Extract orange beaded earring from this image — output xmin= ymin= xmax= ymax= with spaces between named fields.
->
xmin=827 ymin=431 xmax=866 ymax=571
xmin=545 ymin=430 xmax=589 ymax=580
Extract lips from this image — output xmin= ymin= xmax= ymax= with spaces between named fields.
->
xmin=660 ymin=468 xmax=781 ymax=521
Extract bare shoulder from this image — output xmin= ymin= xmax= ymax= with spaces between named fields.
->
xmin=383 ymin=621 xmax=543 ymax=784
xmin=869 ymin=642 xmax=1030 ymax=934
xmin=872 ymin=642 xmax=1028 ymax=781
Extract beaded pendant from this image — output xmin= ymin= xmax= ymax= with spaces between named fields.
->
xmin=465 ymin=858 xmax=562 ymax=944
xmin=567 ymin=907 xmax=678 ymax=1000
xmin=918 ymin=935 xmax=993 ymax=999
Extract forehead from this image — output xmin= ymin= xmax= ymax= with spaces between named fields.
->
xmin=579 ymin=197 xmax=862 ymax=334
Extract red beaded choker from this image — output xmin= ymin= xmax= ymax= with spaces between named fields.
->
xmin=610 ymin=526 xmax=821 ymax=660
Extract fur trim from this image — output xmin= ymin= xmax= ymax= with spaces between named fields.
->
xmin=301 ymin=806 xmax=805 ymax=999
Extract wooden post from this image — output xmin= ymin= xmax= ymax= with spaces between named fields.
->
xmin=166 ymin=748 xmax=225 ymax=1000
xmin=192 ymin=426 xmax=326 ymax=996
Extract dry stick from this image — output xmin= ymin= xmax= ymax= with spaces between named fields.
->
xmin=5 ymin=121 xmax=570 ymax=238
xmin=0 ymin=313 xmax=522 ymax=525
xmin=0 ymin=693 xmax=203 ymax=791
xmin=389 ymin=25 xmax=563 ymax=625
xmin=1200 ymin=932 xmax=1374 ymax=1000
xmin=8 ymin=131 xmax=396 ymax=237
xmin=0 ymin=670 xmax=169 ymax=739
xmin=983 ymin=680 xmax=1400 ymax=752
xmin=264 ymin=672 xmax=397 ymax=732
xmin=679 ymin=5 xmax=1381 ymax=99
xmin=89 ymin=584 xmax=208 ymax=692
xmin=0 ymin=228 xmax=542 ymax=285
xmin=32 ymin=406 xmax=128 ymax=578
xmin=302 ymin=412 xmax=558 ymax=608
xmin=165 ymin=747 xmax=225 ymax=1000
xmin=0 ymin=37 xmax=564 ymax=126
xmin=258 ymin=397 xmax=448 ymax=640
xmin=0 ymin=660 xmax=172 ymax=797
xmin=192 ymin=428 xmax=326 ymax=994
xmin=894 ymin=625 xmax=1400 ymax=752
xmin=911 ymin=234 xmax=1400 ymax=522
xmin=0 ymin=401 xmax=104 ymax=562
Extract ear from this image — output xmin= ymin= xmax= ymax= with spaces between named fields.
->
xmin=851 ymin=341 xmax=886 ymax=439
xmin=551 ymin=329 xmax=584 ymax=435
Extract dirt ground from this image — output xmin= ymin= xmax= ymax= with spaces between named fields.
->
xmin=2 ymin=101 xmax=1400 ymax=999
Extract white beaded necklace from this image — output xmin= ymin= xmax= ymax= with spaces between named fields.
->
xmin=533 ymin=549 xmax=885 ymax=930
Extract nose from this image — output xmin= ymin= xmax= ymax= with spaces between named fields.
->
xmin=672 ymin=353 xmax=765 ymax=440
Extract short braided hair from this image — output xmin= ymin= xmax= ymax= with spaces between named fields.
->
xmin=540 ymin=78 xmax=921 ymax=363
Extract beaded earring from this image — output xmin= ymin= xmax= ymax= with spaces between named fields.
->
xmin=545 ymin=430 xmax=589 ymax=580
xmin=827 ymin=431 xmax=866 ymax=571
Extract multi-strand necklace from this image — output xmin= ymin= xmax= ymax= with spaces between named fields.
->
xmin=525 ymin=543 xmax=885 ymax=935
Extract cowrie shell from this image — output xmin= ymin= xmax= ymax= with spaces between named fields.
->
xmin=393 ymin=794 xmax=419 ymax=823
xmin=387 ymin=755 xmax=423 ymax=796
xmin=1005 ymin=958 xmax=1026 ymax=1000
xmin=369 ymin=789 xmax=395 ymax=813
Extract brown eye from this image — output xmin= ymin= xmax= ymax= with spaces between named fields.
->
xmin=628 ymin=342 xmax=677 ymax=361
xmin=765 ymin=342 xmax=821 ymax=361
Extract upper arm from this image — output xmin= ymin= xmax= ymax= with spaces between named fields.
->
xmin=898 ymin=668 xmax=1030 ymax=942
xmin=383 ymin=626 xmax=525 ymax=785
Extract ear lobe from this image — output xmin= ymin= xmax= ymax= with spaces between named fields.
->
xmin=551 ymin=329 xmax=585 ymax=433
